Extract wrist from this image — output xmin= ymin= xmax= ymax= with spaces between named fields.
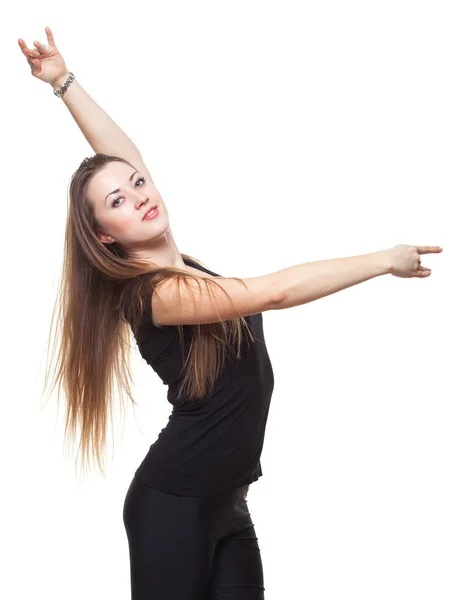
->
xmin=370 ymin=250 xmax=392 ymax=276
xmin=50 ymin=71 xmax=72 ymax=89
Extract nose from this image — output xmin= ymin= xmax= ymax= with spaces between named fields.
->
xmin=135 ymin=195 xmax=149 ymax=209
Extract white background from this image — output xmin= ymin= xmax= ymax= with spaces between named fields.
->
xmin=2 ymin=1 xmax=451 ymax=598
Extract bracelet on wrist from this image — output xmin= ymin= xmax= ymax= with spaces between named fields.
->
xmin=52 ymin=72 xmax=75 ymax=98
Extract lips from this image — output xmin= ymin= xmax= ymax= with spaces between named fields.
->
xmin=142 ymin=205 xmax=158 ymax=220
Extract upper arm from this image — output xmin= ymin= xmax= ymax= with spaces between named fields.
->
xmin=151 ymin=272 xmax=282 ymax=327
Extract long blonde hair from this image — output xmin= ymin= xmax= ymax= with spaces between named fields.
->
xmin=40 ymin=153 xmax=254 ymax=477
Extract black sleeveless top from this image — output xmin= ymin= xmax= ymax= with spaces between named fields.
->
xmin=131 ymin=257 xmax=275 ymax=496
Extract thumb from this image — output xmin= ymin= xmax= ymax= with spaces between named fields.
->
xmin=27 ymin=56 xmax=41 ymax=75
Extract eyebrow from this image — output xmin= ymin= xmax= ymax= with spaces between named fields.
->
xmin=104 ymin=171 xmax=139 ymax=204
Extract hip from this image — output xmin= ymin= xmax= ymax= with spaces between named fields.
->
xmin=123 ymin=472 xmax=252 ymax=542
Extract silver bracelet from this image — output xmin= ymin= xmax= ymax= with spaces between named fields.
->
xmin=53 ymin=72 xmax=75 ymax=98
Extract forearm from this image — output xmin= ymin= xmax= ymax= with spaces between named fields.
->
xmin=50 ymin=72 xmax=141 ymax=158
xmin=272 ymin=250 xmax=391 ymax=309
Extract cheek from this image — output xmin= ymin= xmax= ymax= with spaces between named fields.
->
xmin=108 ymin=212 xmax=137 ymax=235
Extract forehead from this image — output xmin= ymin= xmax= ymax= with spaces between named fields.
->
xmin=92 ymin=161 xmax=136 ymax=191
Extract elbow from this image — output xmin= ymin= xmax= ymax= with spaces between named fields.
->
xmin=269 ymin=291 xmax=287 ymax=311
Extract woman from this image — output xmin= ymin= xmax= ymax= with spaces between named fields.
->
xmin=19 ymin=26 xmax=442 ymax=600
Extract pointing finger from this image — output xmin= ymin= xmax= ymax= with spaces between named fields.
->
xmin=417 ymin=246 xmax=443 ymax=255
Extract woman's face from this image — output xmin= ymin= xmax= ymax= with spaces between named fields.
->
xmin=87 ymin=161 xmax=169 ymax=250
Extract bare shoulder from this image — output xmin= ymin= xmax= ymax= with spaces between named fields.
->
xmin=152 ymin=265 xmax=278 ymax=327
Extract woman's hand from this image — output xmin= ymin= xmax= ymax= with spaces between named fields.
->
xmin=386 ymin=244 xmax=443 ymax=278
xmin=18 ymin=26 xmax=69 ymax=85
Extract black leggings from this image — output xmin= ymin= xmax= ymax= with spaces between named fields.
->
xmin=123 ymin=474 xmax=265 ymax=599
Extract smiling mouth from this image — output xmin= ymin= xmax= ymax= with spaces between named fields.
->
xmin=142 ymin=205 xmax=158 ymax=220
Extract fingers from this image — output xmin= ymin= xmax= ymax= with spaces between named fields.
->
xmin=17 ymin=38 xmax=33 ymax=58
xmin=33 ymin=41 xmax=46 ymax=52
xmin=28 ymin=56 xmax=40 ymax=72
xmin=45 ymin=25 xmax=56 ymax=48
xmin=416 ymin=267 xmax=432 ymax=277
xmin=18 ymin=39 xmax=44 ymax=56
xmin=18 ymin=25 xmax=55 ymax=60
xmin=417 ymin=246 xmax=443 ymax=255
xmin=18 ymin=38 xmax=43 ymax=61
xmin=18 ymin=38 xmax=39 ymax=70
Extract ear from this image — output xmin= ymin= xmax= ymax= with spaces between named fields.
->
xmin=97 ymin=231 xmax=115 ymax=244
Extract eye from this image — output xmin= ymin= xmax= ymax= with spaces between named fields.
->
xmin=111 ymin=177 xmax=147 ymax=207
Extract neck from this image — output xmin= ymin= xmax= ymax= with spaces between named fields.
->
xmin=128 ymin=227 xmax=186 ymax=269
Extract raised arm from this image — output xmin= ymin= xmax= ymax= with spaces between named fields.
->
xmin=18 ymin=26 xmax=152 ymax=182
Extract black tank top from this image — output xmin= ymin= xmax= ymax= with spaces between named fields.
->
xmin=131 ymin=257 xmax=275 ymax=496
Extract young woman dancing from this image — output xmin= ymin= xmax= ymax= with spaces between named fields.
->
xmin=19 ymin=26 xmax=443 ymax=600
